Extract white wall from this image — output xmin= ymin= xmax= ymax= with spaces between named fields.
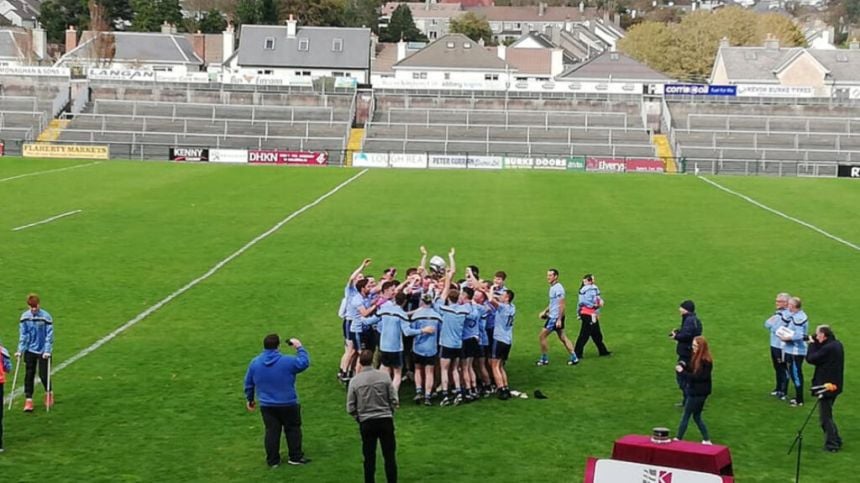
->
xmin=393 ymin=68 xmax=510 ymax=84
xmin=230 ymin=66 xmax=367 ymax=83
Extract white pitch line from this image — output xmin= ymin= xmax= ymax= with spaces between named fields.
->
xmin=12 ymin=209 xmax=83 ymax=231
xmin=699 ymin=176 xmax=860 ymax=252
xmin=0 ymin=161 xmax=102 ymax=183
xmin=2 ymin=168 xmax=369 ymax=404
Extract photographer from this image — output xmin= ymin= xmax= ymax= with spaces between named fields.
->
xmin=806 ymin=325 xmax=844 ymax=452
xmin=670 ymin=300 xmax=703 ymax=406
xmin=244 ymin=334 xmax=311 ymax=468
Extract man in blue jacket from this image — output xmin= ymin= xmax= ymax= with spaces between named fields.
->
xmin=670 ymin=300 xmax=703 ymax=406
xmin=245 ymin=334 xmax=311 ymax=468
xmin=16 ymin=294 xmax=53 ymax=412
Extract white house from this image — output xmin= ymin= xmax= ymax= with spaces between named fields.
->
xmin=224 ymin=17 xmax=372 ymax=84
xmin=380 ymin=2 xmax=463 ymax=41
xmin=0 ymin=0 xmax=39 ymax=28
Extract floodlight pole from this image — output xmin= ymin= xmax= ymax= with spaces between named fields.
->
xmin=787 ymin=396 xmax=821 ymax=483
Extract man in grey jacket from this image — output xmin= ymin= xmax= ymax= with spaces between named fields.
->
xmin=347 ymin=350 xmax=399 ymax=483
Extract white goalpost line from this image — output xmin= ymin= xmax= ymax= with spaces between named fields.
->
xmin=699 ymin=176 xmax=860 ymax=252
xmin=0 ymin=161 xmax=102 ymax=183
xmin=2 ymin=168 xmax=369 ymax=404
xmin=12 ymin=210 xmax=83 ymax=231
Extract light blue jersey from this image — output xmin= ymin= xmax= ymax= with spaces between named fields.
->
xmin=783 ymin=310 xmax=809 ymax=356
xmin=411 ymin=307 xmax=442 ymax=357
xmin=578 ymin=284 xmax=601 ymax=311
xmin=377 ymin=301 xmax=422 ymax=352
xmin=337 ymin=282 xmax=358 ymax=319
xmin=764 ymin=308 xmax=791 ymax=349
xmin=347 ymin=292 xmax=370 ymax=333
xmin=18 ymin=308 xmax=54 ymax=354
xmin=462 ymin=304 xmax=483 ymax=341
xmin=478 ymin=303 xmax=493 ymax=346
xmin=548 ymin=282 xmax=565 ymax=319
xmin=435 ymin=300 xmax=470 ymax=349
xmin=493 ymin=302 xmax=516 ymax=345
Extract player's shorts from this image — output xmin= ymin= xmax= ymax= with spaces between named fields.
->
xmin=491 ymin=340 xmax=511 ymax=361
xmin=486 ymin=327 xmax=494 ymax=343
xmin=413 ymin=353 xmax=437 ymax=366
xmin=342 ymin=319 xmax=351 ymax=341
xmin=361 ymin=331 xmax=378 ymax=352
xmin=544 ymin=316 xmax=565 ymax=332
xmin=440 ymin=346 xmax=461 ymax=360
xmin=351 ymin=331 xmax=363 ymax=350
xmin=479 ymin=344 xmax=489 ymax=358
xmin=461 ymin=338 xmax=481 ymax=358
xmin=380 ymin=351 xmax=403 ymax=368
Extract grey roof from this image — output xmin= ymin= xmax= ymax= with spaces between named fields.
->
xmin=715 ymin=46 xmax=860 ymax=83
xmin=559 ymin=50 xmax=671 ymax=81
xmin=808 ymin=49 xmax=860 ymax=83
xmin=61 ymin=32 xmax=203 ymax=65
xmin=4 ymin=0 xmax=40 ymax=20
xmin=0 ymin=30 xmax=24 ymax=59
xmin=394 ymin=34 xmax=509 ymax=70
xmin=233 ymin=25 xmax=370 ymax=69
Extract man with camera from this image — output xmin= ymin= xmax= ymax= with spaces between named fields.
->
xmin=806 ymin=325 xmax=844 ymax=453
xmin=670 ymin=300 xmax=703 ymax=406
xmin=244 ymin=334 xmax=311 ymax=468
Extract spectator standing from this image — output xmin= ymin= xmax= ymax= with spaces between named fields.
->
xmin=675 ymin=336 xmax=713 ymax=444
xmin=671 ymin=300 xmax=703 ymax=406
xmin=806 ymin=325 xmax=844 ymax=452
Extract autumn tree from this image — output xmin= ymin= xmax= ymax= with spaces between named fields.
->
xmin=449 ymin=12 xmax=493 ymax=45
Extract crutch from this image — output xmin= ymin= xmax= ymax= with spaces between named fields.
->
xmin=7 ymin=354 xmax=21 ymax=410
xmin=46 ymin=356 xmax=52 ymax=413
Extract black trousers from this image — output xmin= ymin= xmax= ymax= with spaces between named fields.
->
xmin=260 ymin=404 xmax=303 ymax=466
xmin=23 ymin=351 xmax=49 ymax=398
xmin=573 ymin=313 xmax=609 ymax=358
xmin=819 ymin=397 xmax=843 ymax=451
xmin=769 ymin=346 xmax=787 ymax=394
xmin=359 ymin=417 xmax=397 ymax=483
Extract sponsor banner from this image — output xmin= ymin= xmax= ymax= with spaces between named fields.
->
xmin=592 ymin=459 xmax=724 ymax=483
xmin=532 ymin=157 xmax=568 ymax=170
xmin=735 ymin=84 xmax=815 ymax=98
xmin=88 ymin=68 xmax=155 ymax=82
xmin=664 ymin=84 xmax=736 ymax=96
xmin=586 ymin=157 xmax=627 ymax=173
xmin=169 ymin=147 xmax=209 ymax=162
xmin=389 ymin=153 xmax=427 ymax=169
xmin=428 ymin=155 xmax=468 ymax=169
xmin=837 ymin=165 xmax=860 ymax=178
xmin=334 ymin=77 xmax=358 ymax=89
xmin=503 ymin=157 xmax=533 ymax=169
xmin=209 ymin=149 xmax=248 ymax=163
xmin=0 ymin=66 xmax=70 ymax=77
xmin=467 ymin=156 xmax=503 ymax=170
xmin=248 ymin=150 xmax=328 ymax=165
xmin=353 ymin=152 xmax=389 ymax=168
xmin=626 ymin=158 xmax=665 ymax=173
xmin=567 ymin=156 xmax=585 ymax=171
xmin=23 ymin=143 xmax=109 ymax=160
xmin=156 ymin=72 xmax=210 ymax=84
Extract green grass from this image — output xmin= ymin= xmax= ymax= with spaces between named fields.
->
xmin=0 ymin=157 xmax=857 ymax=482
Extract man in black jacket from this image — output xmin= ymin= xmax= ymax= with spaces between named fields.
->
xmin=670 ymin=300 xmax=703 ymax=406
xmin=806 ymin=325 xmax=844 ymax=452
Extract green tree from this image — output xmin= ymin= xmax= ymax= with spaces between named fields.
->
xmin=130 ymin=0 xmax=182 ymax=32
xmin=197 ymin=9 xmax=228 ymax=33
xmin=234 ymin=0 xmax=260 ymax=26
xmin=847 ymin=0 xmax=860 ymax=23
xmin=617 ymin=21 xmax=675 ymax=75
xmin=260 ymin=0 xmax=279 ymax=24
xmin=380 ymin=3 xmax=426 ymax=42
xmin=449 ymin=12 xmax=492 ymax=45
xmin=343 ymin=0 xmax=381 ymax=32
xmin=281 ymin=0 xmax=347 ymax=27
xmin=39 ymin=0 xmax=90 ymax=44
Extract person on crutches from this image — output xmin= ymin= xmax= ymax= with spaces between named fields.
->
xmin=1 ymin=340 xmax=15 ymax=452
xmin=15 ymin=294 xmax=54 ymax=413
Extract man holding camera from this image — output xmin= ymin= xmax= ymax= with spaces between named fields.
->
xmin=806 ymin=325 xmax=844 ymax=453
xmin=670 ymin=300 xmax=703 ymax=406
xmin=245 ymin=334 xmax=311 ymax=468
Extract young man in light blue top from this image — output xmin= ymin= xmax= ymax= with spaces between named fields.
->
xmin=764 ymin=292 xmax=791 ymax=399
xmin=537 ymin=269 xmax=579 ymax=366
xmin=376 ymin=282 xmax=435 ymax=392
xmin=489 ymin=289 xmax=516 ymax=400
xmin=410 ymin=294 xmax=442 ymax=406
xmin=780 ymin=296 xmax=809 ymax=406
xmin=17 ymin=294 xmax=54 ymax=412
xmin=339 ymin=258 xmax=371 ymax=382
xmin=434 ymin=248 xmax=471 ymax=406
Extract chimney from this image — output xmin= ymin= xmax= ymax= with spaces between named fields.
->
xmin=538 ymin=2 xmax=546 ymax=17
xmin=478 ymin=37 xmax=485 ymax=47
xmin=65 ymin=25 xmax=77 ymax=53
xmin=497 ymin=44 xmax=506 ymax=60
xmin=191 ymin=31 xmax=206 ymax=63
xmin=564 ymin=17 xmax=573 ymax=32
xmin=550 ymin=48 xmax=563 ymax=77
xmin=287 ymin=14 xmax=297 ymax=38
xmin=396 ymin=38 xmax=407 ymax=62
xmin=579 ymin=1 xmax=585 ymax=13
xmin=161 ymin=21 xmax=172 ymax=34
xmin=719 ymin=36 xmax=729 ymax=49
xmin=551 ymin=25 xmax=561 ymax=45
xmin=222 ymin=23 xmax=235 ymax=64
xmin=425 ymin=0 xmax=431 ymax=10
xmin=850 ymin=38 xmax=860 ymax=50
xmin=33 ymin=25 xmax=47 ymax=61
xmin=764 ymin=34 xmax=779 ymax=50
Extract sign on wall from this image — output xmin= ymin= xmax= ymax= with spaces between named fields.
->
xmin=209 ymin=149 xmax=248 ymax=163
xmin=23 ymin=143 xmax=109 ymax=160
xmin=169 ymin=147 xmax=209 ymax=161
xmin=837 ymin=165 xmax=860 ymax=178
xmin=248 ymin=150 xmax=328 ymax=165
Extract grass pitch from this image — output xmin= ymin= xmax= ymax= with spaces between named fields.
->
xmin=0 ymin=157 xmax=858 ymax=482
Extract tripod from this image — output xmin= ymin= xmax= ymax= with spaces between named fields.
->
xmin=787 ymin=396 xmax=821 ymax=483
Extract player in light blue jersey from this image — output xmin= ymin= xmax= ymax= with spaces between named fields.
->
xmin=537 ymin=269 xmax=579 ymax=366
xmin=781 ymin=296 xmax=809 ymax=407
xmin=435 ymin=248 xmax=471 ymax=406
xmin=411 ymin=294 xmax=443 ymax=406
xmin=764 ymin=292 xmax=791 ymax=399
xmin=376 ymin=282 xmax=435 ymax=392
xmin=339 ymin=258 xmax=371 ymax=382
xmin=473 ymin=287 xmax=494 ymax=397
xmin=489 ymin=289 xmax=516 ymax=400
xmin=459 ymin=286 xmax=483 ymax=402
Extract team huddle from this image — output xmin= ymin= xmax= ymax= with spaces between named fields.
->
xmin=335 ymin=247 xmax=611 ymax=406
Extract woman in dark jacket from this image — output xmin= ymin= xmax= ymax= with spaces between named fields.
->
xmin=675 ymin=335 xmax=713 ymax=444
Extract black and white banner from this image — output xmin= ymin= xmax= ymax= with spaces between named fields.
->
xmin=169 ymin=147 xmax=209 ymax=162
xmin=837 ymin=165 xmax=860 ymax=178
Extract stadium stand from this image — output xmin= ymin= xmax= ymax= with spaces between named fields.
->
xmin=55 ymin=84 xmax=356 ymax=164
xmin=0 ymin=80 xmax=69 ymax=152
xmin=666 ymin=100 xmax=860 ymax=176
xmin=363 ymin=92 xmax=657 ymax=159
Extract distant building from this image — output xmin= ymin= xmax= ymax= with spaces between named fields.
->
xmin=558 ymin=49 xmax=672 ymax=85
xmin=389 ymin=33 xmax=513 ymax=86
xmin=380 ymin=2 xmax=464 ymax=41
xmin=0 ymin=26 xmax=46 ymax=66
xmin=224 ymin=17 xmax=371 ymax=83
xmin=0 ymin=0 xmax=40 ymax=28
xmin=467 ymin=3 xmax=621 ymax=44
xmin=710 ymin=37 xmax=860 ymax=97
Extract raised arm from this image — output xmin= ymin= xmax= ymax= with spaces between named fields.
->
xmin=349 ymin=258 xmax=371 ymax=285
xmin=418 ymin=246 xmax=428 ymax=274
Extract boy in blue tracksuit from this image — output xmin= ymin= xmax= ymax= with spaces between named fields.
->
xmin=244 ymin=334 xmax=311 ymax=467
xmin=375 ymin=283 xmax=434 ymax=392
xmin=17 ymin=294 xmax=53 ymax=412
xmin=764 ymin=293 xmax=792 ymax=399
xmin=1 ymin=340 xmax=13 ymax=451
xmin=780 ymin=296 xmax=809 ymax=406
xmin=411 ymin=295 xmax=442 ymax=406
